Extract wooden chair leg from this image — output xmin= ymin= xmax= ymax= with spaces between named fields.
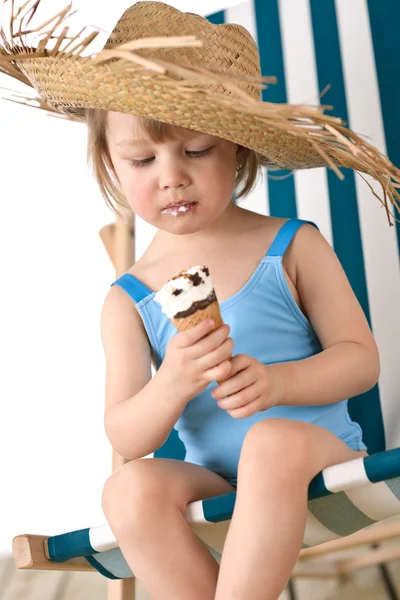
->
xmin=286 ymin=578 xmax=298 ymax=600
xmin=102 ymin=216 xmax=137 ymax=600
xmin=108 ymin=579 xmax=136 ymax=600
xmin=371 ymin=544 xmax=399 ymax=600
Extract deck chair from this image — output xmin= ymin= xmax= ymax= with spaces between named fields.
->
xmin=10 ymin=2 xmax=400 ymax=600
xmin=12 ymin=210 xmax=400 ymax=600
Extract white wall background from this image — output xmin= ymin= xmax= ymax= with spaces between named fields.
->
xmin=0 ymin=0 xmax=247 ymax=558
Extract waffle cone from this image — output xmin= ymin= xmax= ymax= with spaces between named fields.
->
xmin=171 ymin=300 xmax=223 ymax=332
xmin=171 ymin=300 xmax=231 ymax=384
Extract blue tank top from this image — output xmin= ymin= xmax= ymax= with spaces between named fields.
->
xmin=111 ymin=218 xmax=366 ymax=486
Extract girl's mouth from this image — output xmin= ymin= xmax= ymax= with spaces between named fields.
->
xmin=161 ymin=202 xmax=198 ymax=216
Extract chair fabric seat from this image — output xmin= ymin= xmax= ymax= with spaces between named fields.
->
xmin=46 ymin=450 xmax=400 ymax=579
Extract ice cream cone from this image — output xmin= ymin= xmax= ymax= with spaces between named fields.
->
xmin=155 ymin=266 xmax=231 ymax=384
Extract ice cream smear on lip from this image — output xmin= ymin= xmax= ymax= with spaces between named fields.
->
xmin=154 ymin=265 xmax=216 ymax=319
xmin=161 ymin=202 xmax=197 ymax=216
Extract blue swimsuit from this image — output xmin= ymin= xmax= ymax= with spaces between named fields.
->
xmin=112 ymin=218 xmax=367 ymax=487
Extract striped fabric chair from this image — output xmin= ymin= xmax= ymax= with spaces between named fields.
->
xmin=12 ymin=1 xmax=400 ymax=599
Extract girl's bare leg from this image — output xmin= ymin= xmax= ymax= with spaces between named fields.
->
xmin=101 ymin=457 xmax=235 ymax=600
xmin=214 ymin=418 xmax=368 ymax=600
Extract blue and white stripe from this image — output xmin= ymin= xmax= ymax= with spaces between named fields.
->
xmin=46 ymin=451 xmax=400 ymax=577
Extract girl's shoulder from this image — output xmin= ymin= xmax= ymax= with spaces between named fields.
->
xmin=235 ymin=209 xmax=288 ymax=242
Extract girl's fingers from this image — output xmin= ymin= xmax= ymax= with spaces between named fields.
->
xmin=227 ymin=397 xmax=262 ymax=419
xmin=175 ymin=319 xmax=215 ymax=347
xmin=229 ymin=353 xmax=250 ymax=376
xmin=203 ymin=359 xmax=232 ymax=383
xmin=213 ymin=369 xmax=255 ymax=399
xmin=217 ymin=381 xmax=259 ymax=409
xmin=199 ymin=336 xmax=233 ymax=371
xmin=228 ymin=407 xmax=252 ymax=419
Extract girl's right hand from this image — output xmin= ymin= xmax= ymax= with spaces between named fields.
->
xmin=159 ymin=320 xmax=234 ymax=405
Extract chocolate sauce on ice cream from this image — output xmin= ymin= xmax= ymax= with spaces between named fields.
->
xmin=154 ymin=266 xmax=216 ymax=319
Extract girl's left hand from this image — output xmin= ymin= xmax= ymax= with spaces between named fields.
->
xmin=211 ymin=354 xmax=282 ymax=418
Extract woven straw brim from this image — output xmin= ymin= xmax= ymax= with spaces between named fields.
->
xmin=1 ymin=0 xmax=400 ymax=225
xmin=20 ymin=55 xmax=334 ymax=172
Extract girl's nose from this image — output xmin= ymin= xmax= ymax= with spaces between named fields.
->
xmin=159 ymin=159 xmax=190 ymax=190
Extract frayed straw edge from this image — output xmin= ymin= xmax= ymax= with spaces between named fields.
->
xmin=1 ymin=94 xmax=80 ymax=120
xmin=1 ymin=0 xmax=101 ymax=62
xmin=0 ymin=81 xmax=82 ymax=120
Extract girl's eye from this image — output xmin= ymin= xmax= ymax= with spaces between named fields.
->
xmin=128 ymin=157 xmax=154 ymax=167
xmin=128 ymin=146 xmax=213 ymax=168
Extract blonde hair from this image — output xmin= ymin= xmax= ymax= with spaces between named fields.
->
xmin=85 ymin=108 xmax=263 ymax=218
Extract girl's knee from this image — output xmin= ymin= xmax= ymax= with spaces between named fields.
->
xmin=240 ymin=419 xmax=310 ymax=479
xmin=101 ymin=458 xmax=166 ymax=524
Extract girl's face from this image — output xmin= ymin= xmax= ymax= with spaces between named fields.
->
xmin=106 ymin=111 xmax=242 ymax=235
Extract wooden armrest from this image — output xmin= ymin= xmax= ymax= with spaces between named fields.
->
xmin=12 ymin=535 xmax=95 ymax=572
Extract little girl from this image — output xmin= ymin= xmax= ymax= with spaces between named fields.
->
xmin=99 ymin=111 xmax=373 ymax=600
xmin=2 ymin=1 xmax=392 ymax=598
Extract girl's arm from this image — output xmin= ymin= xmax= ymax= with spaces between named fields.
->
xmin=273 ymin=224 xmax=380 ymax=407
xmin=269 ymin=341 xmax=379 ymax=406
xmin=104 ymin=370 xmax=186 ymax=460
xmin=101 ymin=286 xmax=185 ymax=460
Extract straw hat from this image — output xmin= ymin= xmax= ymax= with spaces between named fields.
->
xmin=1 ymin=0 xmax=399 ymax=224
